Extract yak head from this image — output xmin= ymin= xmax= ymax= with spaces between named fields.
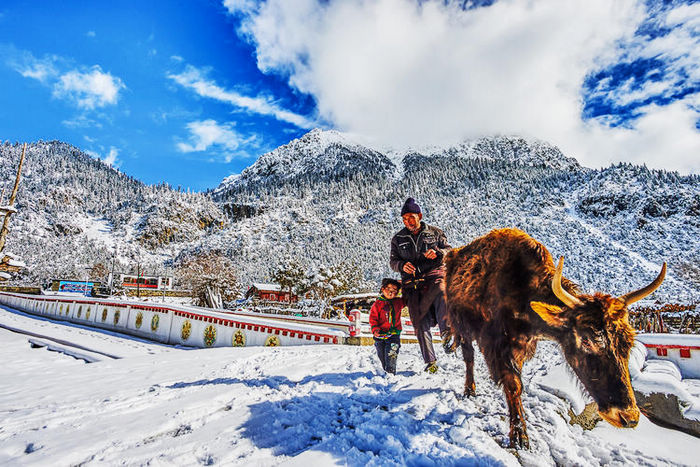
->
xmin=530 ymin=257 xmax=666 ymax=429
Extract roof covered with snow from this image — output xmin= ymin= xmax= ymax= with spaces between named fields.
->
xmin=249 ymin=283 xmax=283 ymax=292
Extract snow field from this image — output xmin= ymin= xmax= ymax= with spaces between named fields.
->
xmin=1 ymin=308 xmax=699 ymax=466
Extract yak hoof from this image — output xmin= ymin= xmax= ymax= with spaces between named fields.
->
xmin=463 ymin=386 xmax=476 ymax=398
xmin=509 ymin=426 xmax=530 ymax=450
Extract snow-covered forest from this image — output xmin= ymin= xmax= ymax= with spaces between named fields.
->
xmin=0 ymin=141 xmax=225 ymax=284
xmin=1 ymin=129 xmax=698 ymax=303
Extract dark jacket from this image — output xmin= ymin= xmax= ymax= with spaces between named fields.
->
xmin=390 ymin=222 xmax=451 ymax=281
xmin=369 ymin=296 xmax=404 ymax=338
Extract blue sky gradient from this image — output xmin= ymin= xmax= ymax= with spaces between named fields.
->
xmin=1 ymin=0 xmax=313 ymax=190
xmin=1 ymin=0 xmax=698 ymax=190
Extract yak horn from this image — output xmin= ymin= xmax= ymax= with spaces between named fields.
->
xmin=552 ymin=257 xmax=583 ymax=308
xmin=619 ymin=262 xmax=667 ymax=305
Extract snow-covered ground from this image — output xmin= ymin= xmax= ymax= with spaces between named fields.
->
xmin=1 ymin=306 xmax=698 ymax=466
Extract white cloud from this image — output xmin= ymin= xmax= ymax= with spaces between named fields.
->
xmin=6 ymin=50 xmax=59 ymax=83
xmin=591 ymin=2 xmax=700 ymax=111
xmin=574 ymin=97 xmax=699 ymax=172
xmin=86 ymin=146 xmax=121 ymax=168
xmin=61 ymin=115 xmax=103 ymax=129
xmin=4 ymin=47 xmax=126 ymax=112
xmin=228 ymin=0 xmax=700 ymax=173
xmin=223 ymin=0 xmax=257 ymax=15
xmin=53 ymin=66 xmax=125 ymax=109
xmin=86 ymin=31 xmax=96 ymax=38
xmin=167 ymin=65 xmax=315 ymax=128
xmin=666 ymin=3 xmax=700 ymax=30
xmin=103 ymin=147 xmax=120 ymax=167
xmin=177 ymin=119 xmax=248 ymax=162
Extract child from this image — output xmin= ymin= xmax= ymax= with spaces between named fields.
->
xmin=369 ymin=278 xmax=404 ymax=374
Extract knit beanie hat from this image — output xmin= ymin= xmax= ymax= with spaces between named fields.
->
xmin=400 ymin=197 xmax=421 ymax=216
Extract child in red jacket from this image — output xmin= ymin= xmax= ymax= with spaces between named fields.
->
xmin=369 ymin=278 xmax=404 ymax=374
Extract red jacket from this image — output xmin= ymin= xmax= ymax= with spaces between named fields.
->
xmin=369 ymin=296 xmax=404 ymax=338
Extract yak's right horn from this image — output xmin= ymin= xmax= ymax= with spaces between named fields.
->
xmin=619 ymin=262 xmax=667 ymax=306
xmin=553 ymin=257 xmax=583 ymax=308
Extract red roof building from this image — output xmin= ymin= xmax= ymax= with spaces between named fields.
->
xmin=245 ymin=283 xmax=298 ymax=303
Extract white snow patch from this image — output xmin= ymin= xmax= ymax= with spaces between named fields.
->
xmin=0 ymin=308 xmax=698 ymax=466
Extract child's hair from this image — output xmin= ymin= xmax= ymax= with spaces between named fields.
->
xmin=380 ymin=278 xmax=401 ymax=291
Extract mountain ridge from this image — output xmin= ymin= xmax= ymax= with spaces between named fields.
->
xmin=1 ymin=132 xmax=698 ymax=304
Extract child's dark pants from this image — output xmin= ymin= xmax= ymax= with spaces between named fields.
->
xmin=374 ymin=334 xmax=401 ymax=374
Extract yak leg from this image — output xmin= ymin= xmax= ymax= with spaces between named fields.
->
xmin=461 ymin=337 xmax=476 ymax=397
xmin=502 ymin=371 xmax=528 ymax=449
xmin=483 ymin=344 xmax=529 ymax=449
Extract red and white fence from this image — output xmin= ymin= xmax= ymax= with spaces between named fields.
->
xmin=0 ymin=292 xmax=347 ymax=348
xmin=636 ymin=333 xmax=700 ymax=379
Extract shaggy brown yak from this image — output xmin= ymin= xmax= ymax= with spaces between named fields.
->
xmin=443 ymin=228 xmax=666 ymax=449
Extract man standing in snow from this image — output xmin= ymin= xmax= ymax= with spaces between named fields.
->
xmin=390 ymin=197 xmax=452 ymax=373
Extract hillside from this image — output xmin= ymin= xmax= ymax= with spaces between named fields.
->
xmin=0 ymin=141 xmax=225 ymax=284
xmin=1 ymin=132 xmax=698 ymax=304
xmin=206 ymin=130 xmax=699 ymax=303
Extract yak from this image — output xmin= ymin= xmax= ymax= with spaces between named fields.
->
xmin=443 ymin=228 xmax=666 ymax=449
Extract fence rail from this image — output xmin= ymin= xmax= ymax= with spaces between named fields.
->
xmin=0 ymin=292 xmax=347 ymax=348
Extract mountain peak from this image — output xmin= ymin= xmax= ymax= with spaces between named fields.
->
xmin=214 ymin=129 xmax=581 ymax=195
xmin=213 ymin=129 xmax=395 ymax=195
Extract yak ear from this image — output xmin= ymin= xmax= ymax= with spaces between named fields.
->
xmin=530 ymin=301 xmax=567 ymax=327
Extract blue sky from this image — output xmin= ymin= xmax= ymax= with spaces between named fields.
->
xmin=0 ymin=0 xmax=315 ymax=190
xmin=1 ymin=0 xmax=698 ymax=191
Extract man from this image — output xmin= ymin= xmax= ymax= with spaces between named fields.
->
xmin=390 ymin=197 xmax=452 ymax=373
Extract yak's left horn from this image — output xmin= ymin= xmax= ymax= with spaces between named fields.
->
xmin=619 ymin=262 xmax=667 ymax=305
xmin=553 ymin=257 xmax=583 ymax=308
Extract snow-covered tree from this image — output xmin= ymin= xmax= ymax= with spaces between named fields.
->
xmin=176 ymin=251 xmax=238 ymax=309
xmin=272 ymin=259 xmax=305 ymax=302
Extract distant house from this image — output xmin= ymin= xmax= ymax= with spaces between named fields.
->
xmin=118 ymin=274 xmax=172 ymax=290
xmin=330 ymin=292 xmax=377 ymax=315
xmin=245 ymin=283 xmax=297 ymax=303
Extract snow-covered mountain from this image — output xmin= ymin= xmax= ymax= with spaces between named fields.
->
xmin=0 ymin=141 xmax=225 ymax=283
xmin=207 ymin=130 xmax=699 ymax=303
xmin=2 ymin=132 xmax=698 ymax=304
xmin=213 ymin=129 xmax=395 ymax=195
xmin=213 ymin=129 xmax=579 ymax=197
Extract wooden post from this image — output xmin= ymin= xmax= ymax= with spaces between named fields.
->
xmin=0 ymin=143 xmax=26 ymax=254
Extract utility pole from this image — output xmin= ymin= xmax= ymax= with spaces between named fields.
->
xmin=84 ymin=267 xmax=91 ymax=297
xmin=136 ymin=263 xmax=141 ymax=298
xmin=162 ymin=264 xmax=167 ymax=303
xmin=0 ymin=143 xmax=26 ymax=254
xmin=109 ymin=245 xmax=117 ymax=296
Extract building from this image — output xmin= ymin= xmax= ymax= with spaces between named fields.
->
xmin=330 ymin=292 xmax=377 ymax=317
xmin=245 ymin=283 xmax=297 ymax=303
xmin=118 ymin=274 xmax=173 ymax=290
